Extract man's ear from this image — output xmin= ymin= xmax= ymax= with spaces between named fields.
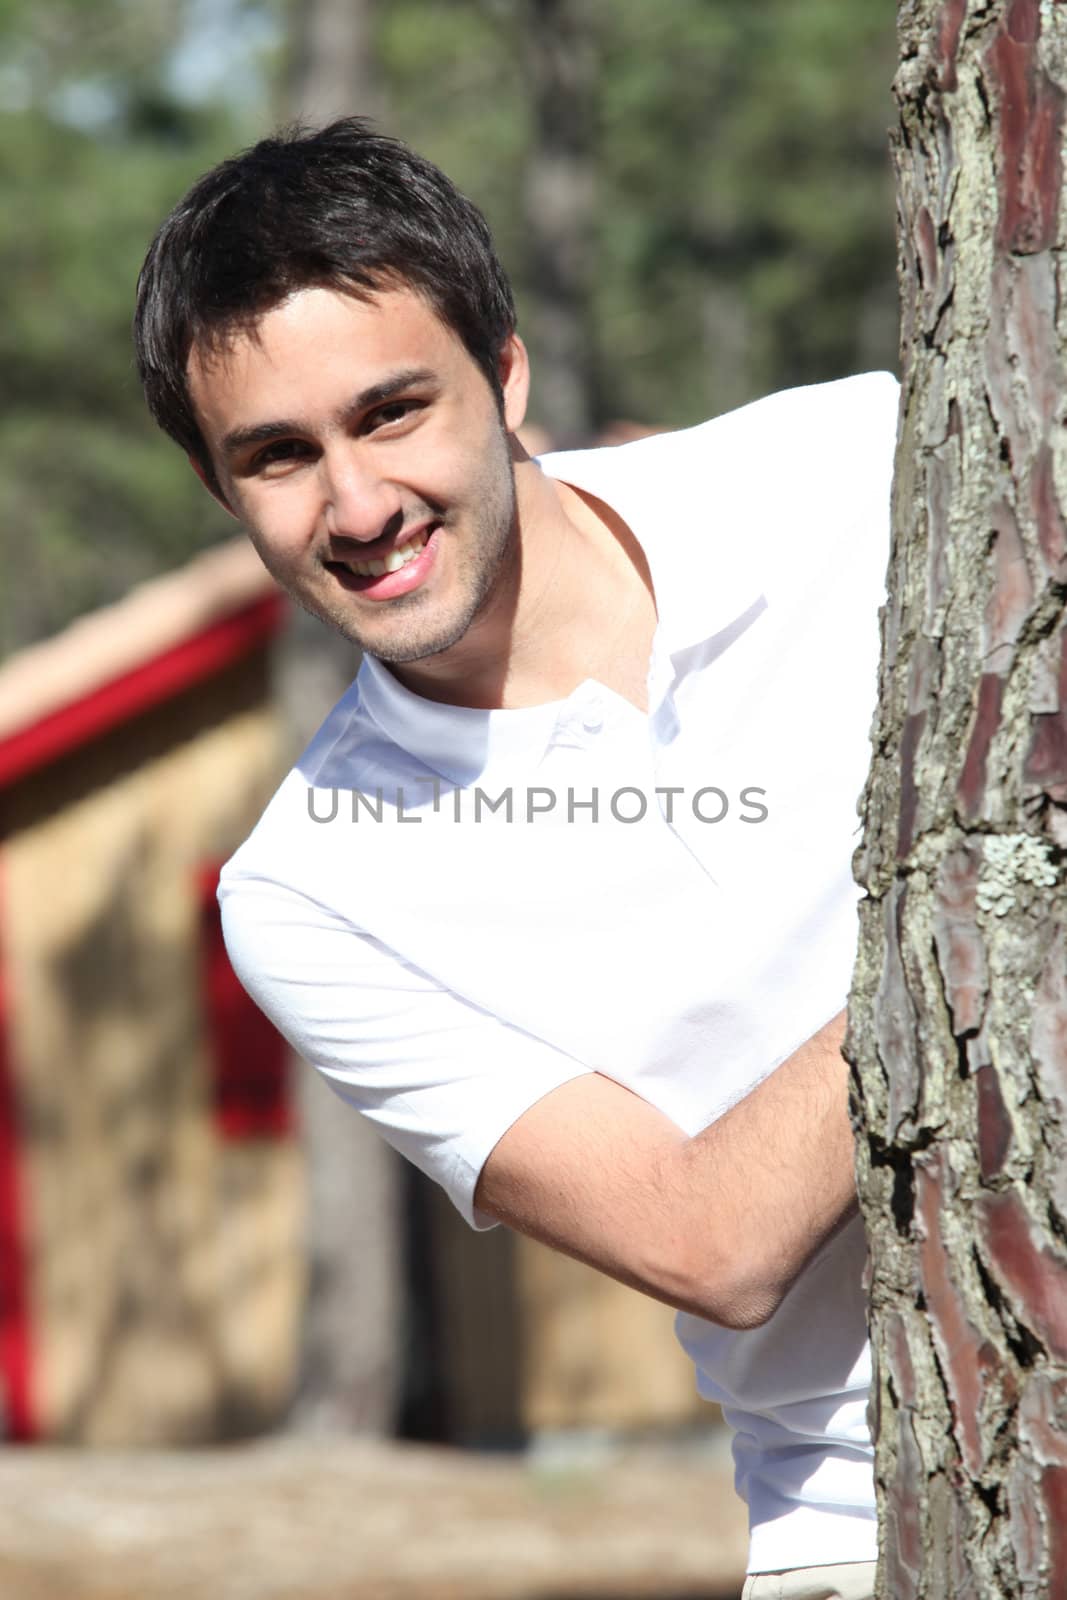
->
xmin=498 ymin=334 xmax=530 ymax=436
xmin=188 ymin=453 xmax=239 ymax=521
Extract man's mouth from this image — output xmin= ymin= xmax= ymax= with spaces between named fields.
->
xmin=341 ymin=525 xmax=432 ymax=578
xmin=325 ymin=522 xmax=441 ymax=599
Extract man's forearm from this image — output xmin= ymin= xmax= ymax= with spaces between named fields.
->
xmin=664 ymin=1009 xmax=856 ymax=1327
xmin=474 ymin=1010 xmax=858 ymax=1331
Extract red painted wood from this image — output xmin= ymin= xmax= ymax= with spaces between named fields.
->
xmin=197 ymin=864 xmax=293 ymax=1141
xmin=0 ymin=593 xmax=285 ymax=789
xmin=0 ymin=854 xmax=34 ymax=1439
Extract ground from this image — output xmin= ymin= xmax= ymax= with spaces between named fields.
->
xmin=0 ymin=1435 xmax=747 ymax=1599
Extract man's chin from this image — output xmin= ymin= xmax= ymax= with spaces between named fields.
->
xmin=315 ymin=598 xmax=479 ymax=667
xmin=360 ymin=618 xmax=476 ymax=666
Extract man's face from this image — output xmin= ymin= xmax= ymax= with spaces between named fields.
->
xmin=187 ymin=284 xmax=528 ymax=664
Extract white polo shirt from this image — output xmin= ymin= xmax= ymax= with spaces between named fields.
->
xmin=219 ymin=371 xmax=899 ymax=1573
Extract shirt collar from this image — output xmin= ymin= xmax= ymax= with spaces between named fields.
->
xmin=358 ymin=651 xmax=566 ymax=787
xmin=354 ymin=430 xmax=766 ymax=785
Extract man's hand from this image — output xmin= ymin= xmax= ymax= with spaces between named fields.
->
xmin=473 ymin=1010 xmax=856 ymax=1330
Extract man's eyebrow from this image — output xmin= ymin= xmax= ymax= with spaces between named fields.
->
xmin=220 ymin=367 xmax=438 ymax=459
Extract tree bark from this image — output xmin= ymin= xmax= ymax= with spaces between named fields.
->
xmin=850 ymin=3 xmax=1067 ymax=1594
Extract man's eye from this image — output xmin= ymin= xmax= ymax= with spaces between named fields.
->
xmin=368 ymin=400 xmax=419 ymax=430
xmin=251 ymin=440 xmax=308 ymax=472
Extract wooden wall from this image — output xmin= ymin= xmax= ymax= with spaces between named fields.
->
xmin=0 ymin=652 xmax=304 ymax=1443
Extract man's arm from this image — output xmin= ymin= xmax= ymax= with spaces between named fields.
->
xmin=473 ymin=1010 xmax=856 ymax=1331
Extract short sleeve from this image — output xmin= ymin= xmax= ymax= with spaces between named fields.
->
xmin=218 ymin=873 xmax=593 ymax=1229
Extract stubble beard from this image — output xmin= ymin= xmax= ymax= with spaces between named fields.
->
xmin=312 ymin=430 xmax=520 ymax=666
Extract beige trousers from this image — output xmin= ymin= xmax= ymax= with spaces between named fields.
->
xmin=741 ymin=1560 xmax=876 ymax=1600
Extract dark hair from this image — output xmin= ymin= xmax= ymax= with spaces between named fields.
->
xmin=133 ymin=118 xmax=517 ymax=491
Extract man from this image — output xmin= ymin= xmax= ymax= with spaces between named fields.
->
xmin=134 ymin=118 xmax=896 ymax=1600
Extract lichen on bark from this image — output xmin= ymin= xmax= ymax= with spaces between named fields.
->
xmin=849 ymin=2 xmax=1067 ymax=1594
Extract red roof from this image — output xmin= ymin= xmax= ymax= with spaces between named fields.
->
xmin=0 ymin=541 xmax=285 ymax=787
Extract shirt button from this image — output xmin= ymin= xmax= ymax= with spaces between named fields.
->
xmin=582 ymin=699 xmax=604 ymax=734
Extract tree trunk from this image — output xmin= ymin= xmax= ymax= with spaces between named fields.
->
xmin=849 ymin=2 xmax=1067 ymax=1594
xmin=518 ymin=0 xmax=598 ymax=442
xmin=279 ymin=0 xmax=403 ymax=1439
xmin=286 ymin=0 xmax=385 ymax=125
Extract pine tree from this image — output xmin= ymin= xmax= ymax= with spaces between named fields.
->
xmin=850 ymin=3 xmax=1067 ymax=1593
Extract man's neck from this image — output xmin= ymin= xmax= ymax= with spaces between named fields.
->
xmin=389 ymin=459 xmax=657 ymax=713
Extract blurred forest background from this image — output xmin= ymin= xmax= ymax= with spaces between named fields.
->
xmin=0 ymin=0 xmax=898 ymax=659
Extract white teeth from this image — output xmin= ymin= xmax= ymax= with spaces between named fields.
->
xmin=348 ymin=530 xmax=429 ymax=579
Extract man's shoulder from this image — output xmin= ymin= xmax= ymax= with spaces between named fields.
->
xmin=539 ymin=373 xmax=898 ymax=615
xmin=674 ymin=369 xmax=898 ymax=459
xmin=703 ymin=368 xmax=898 ymax=433
xmin=540 ymin=371 xmax=898 ymax=488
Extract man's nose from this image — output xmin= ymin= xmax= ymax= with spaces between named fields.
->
xmin=322 ymin=447 xmax=404 ymax=544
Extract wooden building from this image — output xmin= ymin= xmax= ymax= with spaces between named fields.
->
xmin=0 ymin=542 xmax=301 ymax=1443
xmin=0 ymin=539 xmax=709 ymax=1447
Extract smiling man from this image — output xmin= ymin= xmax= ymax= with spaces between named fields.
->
xmin=135 ymin=119 xmax=895 ymax=1600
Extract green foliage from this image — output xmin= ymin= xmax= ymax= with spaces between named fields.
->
xmin=1 ymin=0 xmax=898 ymax=658
xmin=0 ymin=0 xmax=265 ymax=655
xmin=382 ymin=0 xmax=897 ymax=431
